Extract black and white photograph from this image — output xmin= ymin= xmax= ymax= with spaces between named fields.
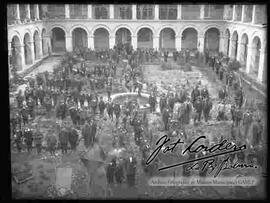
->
xmin=7 ymin=3 xmax=267 ymax=199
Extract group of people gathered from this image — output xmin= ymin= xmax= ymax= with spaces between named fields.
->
xmin=10 ymin=43 xmax=265 ymax=189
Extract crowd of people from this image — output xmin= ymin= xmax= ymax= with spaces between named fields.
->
xmin=10 ymin=43 xmax=265 ymax=189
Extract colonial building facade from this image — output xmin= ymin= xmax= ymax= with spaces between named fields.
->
xmin=7 ymin=4 xmax=267 ymax=83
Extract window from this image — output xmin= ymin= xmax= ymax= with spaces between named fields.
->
xmin=137 ymin=5 xmax=153 ymax=19
xmin=48 ymin=5 xmax=65 ymax=19
xmin=70 ymin=4 xmax=87 ymax=18
xmin=159 ymin=5 xmax=177 ymax=20
xmin=116 ymin=5 xmax=131 ymax=19
xmin=205 ymin=5 xmax=211 ymax=18
xmin=93 ymin=5 xmax=109 ymax=19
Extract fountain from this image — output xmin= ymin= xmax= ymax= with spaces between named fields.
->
xmin=111 ymin=92 xmax=150 ymax=111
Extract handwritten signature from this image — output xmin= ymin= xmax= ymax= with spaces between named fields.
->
xmin=146 ymin=135 xmax=257 ymax=177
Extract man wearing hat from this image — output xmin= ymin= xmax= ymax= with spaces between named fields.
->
xmin=125 ymin=155 xmax=137 ymax=187
xmin=20 ymin=104 xmax=29 ymax=126
xmin=14 ymin=128 xmax=23 ymax=153
xmin=202 ymin=96 xmax=212 ymax=123
xmin=107 ymin=99 xmax=114 ymax=121
xmin=243 ymin=109 xmax=253 ymax=136
xmin=200 ymin=85 xmax=209 ymax=100
xmin=24 ymin=126 xmax=34 ymax=153
xmin=34 ymin=129 xmax=43 ymax=155
xmin=159 ymin=93 xmax=167 ymax=114
xmin=191 ymin=85 xmax=200 ymax=104
xmin=59 ymin=126 xmax=69 ymax=155
xmin=113 ymin=102 xmax=121 ymax=127
xmin=193 ymin=96 xmax=203 ymax=124
xmin=162 ymin=105 xmax=170 ymax=131
xmin=98 ymin=96 xmax=106 ymax=117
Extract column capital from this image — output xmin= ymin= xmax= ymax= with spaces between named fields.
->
xmin=66 ymin=34 xmax=72 ymax=38
xmin=247 ymin=45 xmax=256 ymax=50
xmin=198 ymin=34 xmax=204 ymax=39
xmin=260 ymin=47 xmax=266 ymax=53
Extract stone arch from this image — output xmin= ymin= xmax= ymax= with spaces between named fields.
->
xmin=33 ymin=30 xmax=41 ymax=60
xmin=224 ymin=29 xmax=230 ymax=56
xmin=91 ymin=24 xmax=111 ymax=36
xmin=203 ymin=25 xmax=222 ymax=37
xmin=69 ymin=24 xmax=90 ymax=36
xmin=49 ymin=24 xmax=68 ymax=36
xmin=71 ymin=27 xmax=88 ymax=50
xmin=137 ymin=27 xmax=154 ymax=49
xmin=230 ymin=30 xmax=239 ymax=59
xmin=179 ymin=25 xmax=201 ymax=37
xmin=181 ymin=27 xmax=198 ymax=50
xmin=157 ymin=25 xmax=177 ymax=37
xmin=33 ymin=27 xmax=41 ymax=36
xmin=204 ymin=27 xmax=220 ymax=54
xmin=10 ymin=35 xmax=23 ymax=70
xmin=51 ymin=27 xmax=66 ymax=53
xmin=113 ymin=24 xmax=134 ymax=37
xmin=22 ymin=29 xmax=33 ymax=41
xmin=94 ymin=28 xmax=110 ymax=50
xmin=135 ymin=24 xmax=155 ymax=36
xmin=239 ymin=33 xmax=249 ymax=67
xmin=159 ymin=27 xmax=176 ymax=51
xmin=9 ymin=31 xmax=22 ymax=44
xmin=115 ymin=28 xmax=132 ymax=46
xmin=250 ymin=31 xmax=264 ymax=49
xmin=23 ymin=32 xmax=33 ymax=65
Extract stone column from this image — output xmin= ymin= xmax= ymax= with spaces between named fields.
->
xmin=232 ymin=5 xmax=236 ymax=21
xmin=65 ymin=34 xmax=72 ymax=51
xmin=257 ymin=47 xmax=266 ymax=82
xmin=20 ymin=45 xmax=26 ymax=67
xmin=88 ymin=35 xmax=94 ymax=49
xmin=65 ymin=4 xmax=70 ymax=19
xmin=8 ymin=41 xmax=12 ymax=58
xmin=228 ymin=39 xmax=235 ymax=58
xmin=245 ymin=45 xmax=254 ymax=74
xmin=198 ymin=35 xmax=205 ymax=53
xmin=109 ymin=4 xmax=114 ymax=19
xmin=175 ymin=35 xmax=181 ymax=51
xmin=8 ymin=41 xmax=12 ymax=76
xmin=200 ymin=5 xmax=205 ymax=19
xmin=132 ymin=5 xmax=136 ymax=20
xmin=236 ymin=42 xmax=241 ymax=61
xmin=241 ymin=5 xmax=245 ymax=22
xmin=177 ymin=5 xmax=182 ymax=20
xmin=38 ymin=37 xmax=43 ymax=58
xmin=45 ymin=35 xmax=52 ymax=55
xmin=153 ymin=35 xmax=159 ymax=50
xmin=26 ymin=4 xmax=31 ymax=20
xmin=154 ymin=4 xmax=159 ymax=20
xmin=219 ymin=36 xmax=225 ymax=54
xmin=109 ymin=36 xmax=115 ymax=49
xmin=88 ymin=5 xmax=92 ymax=19
xmin=29 ymin=40 xmax=35 ymax=64
xmin=252 ymin=5 xmax=256 ymax=24
xmin=131 ymin=35 xmax=137 ymax=50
